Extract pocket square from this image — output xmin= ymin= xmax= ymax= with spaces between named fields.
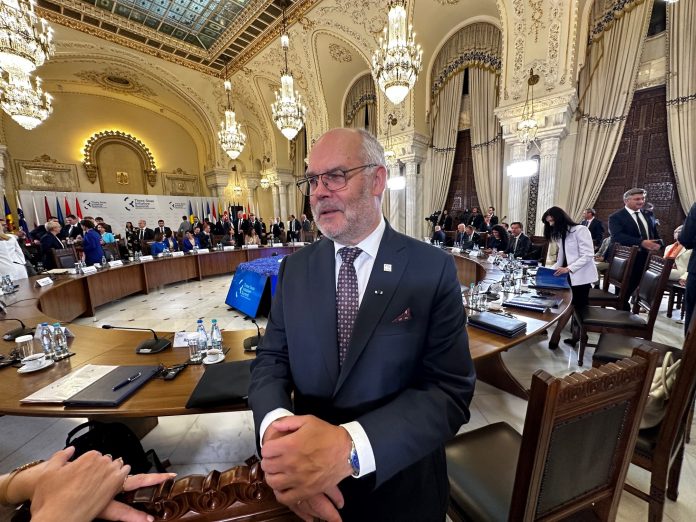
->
xmin=392 ymin=308 xmax=413 ymax=323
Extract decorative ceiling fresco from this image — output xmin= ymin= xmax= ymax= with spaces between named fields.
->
xmin=35 ymin=0 xmax=316 ymax=74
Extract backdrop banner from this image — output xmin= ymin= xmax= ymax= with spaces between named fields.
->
xmin=19 ymin=191 xmax=218 ymax=236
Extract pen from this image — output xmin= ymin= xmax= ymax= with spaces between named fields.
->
xmin=112 ymin=371 xmax=142 ymax=391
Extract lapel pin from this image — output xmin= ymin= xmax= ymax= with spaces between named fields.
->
xmin=383 ymin=264 xmax=392 ymax=272
xmin=374 ymin=290 xmax=384 ymax=295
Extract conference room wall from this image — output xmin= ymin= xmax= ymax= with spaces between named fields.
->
xmin=2 ymin=93 xmax=203 ymax=195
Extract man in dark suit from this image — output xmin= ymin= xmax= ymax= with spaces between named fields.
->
xmin=678 ymin=202 xmax=696 ymax=333
xmin=287 ymin=214 xmax=301 ymax=241
xmin=503 ymin=221 xmax=531 ymax=258
xmin=249 ymin=128 xmax=475 ymax=521
xmin=581 ymin=208 xmax=604 ymax=250
xmin=487 ymin=206 xmax=499 ymax=226
xmin=467 ymin=206 xmax=484 ymax=231
xmin=155 ymin=219 xmax=172 ymax=238
xmin=59 ymin=215 xmax=82 ymax=240
xmin=271 ymin=217 xmax=284 ymax=239
xmin=608 ymin=188 xmax=661 ymax=309
xmin=135 ymin=220 xmax=155 ymax=242
xmin=431 ymin=225 xmax=446 ymax=244
xmin=455 ymin=224 xmax=480 ymax=250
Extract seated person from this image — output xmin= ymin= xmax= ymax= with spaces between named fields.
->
xmin=484 ymin=224 xmax=509 ymax=253
xmin=182 ymin=230 xmax=200 ymax=252
xmin=455 ymin=224 xmax=480 ymax=250
xmin=162 ymin=229 xmax=179 ymax=252
xmin=431 ymin=225 xmax=446 ymax=244
xmin=149 ymin=232 xmax=167 ymax=256
xmin=665 ymin=225 xmax=691 ymax=282
xmin=245 ymin=228 xmax=261 ymax=246
xmin=502 ymin=221 xmax=531 ymax=258
xmin=480 ymin=214 xmax=493 ymax=233
xmin=39 ymin=221 xmax=64 ymax=270
xmin=197 ymin=224 xmax=212 ymax=249
xmin=96 ymin=223 xmax=116 ymax=244
xmin=0 ymin=446 xmax=173 ymax=522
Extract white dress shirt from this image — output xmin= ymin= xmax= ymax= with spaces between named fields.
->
xmin=259 ymin=217 xmax=386 ymax=478
xmin=625 ymin=206 xmax=650 ymax=239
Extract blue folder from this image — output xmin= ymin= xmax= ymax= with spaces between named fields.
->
xmin=531 ymin=267 xmax=571 ymax=290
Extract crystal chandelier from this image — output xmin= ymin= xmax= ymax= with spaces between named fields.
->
xmin=218 ymin=80 xmax=246 ymax=160
xmin=271 ymin=3 xmax=306 ymax=141
xmin=516 ymin=69 xmax=539 ymax=145
xmin=0 ymin=0 xmax=54 ymax=129
xmin=371 ymin=0 xmax=422 ymax=105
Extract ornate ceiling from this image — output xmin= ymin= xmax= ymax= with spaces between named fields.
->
xmin=36 ymin=0 xmax=316 ymax=75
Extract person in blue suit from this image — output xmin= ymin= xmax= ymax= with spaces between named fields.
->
xmin=181 ymin=230 xmax=199 ymax=253
xmin=249 ymin=128 xmax=475 ymax=522
xmin=79 ymin=220 xmax=104 ymax=266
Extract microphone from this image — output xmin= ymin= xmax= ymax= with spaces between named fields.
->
xmin=2 ymin=318 xmax=35 ymax=341
xmin=243 ymin=317 xmax=262 ymax=351
xmin=101 ymin=324 xmax=171 ymax=354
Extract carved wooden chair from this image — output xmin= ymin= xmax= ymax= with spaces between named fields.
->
xmin=588 ymin=244 xmax=639 ymax=309
xmin=574 ymin=255 xmax=673 ymax=366
xmin=528 ymin=235 xmax=549 ymax=266
xmin=445 ymin=348 xmax=658 ymax=522
xmin=122 ymin=457 xmax=299 ymax=521
xmin=51 ymin=247 xmax=77 ymax=269
xmin=590 ymin=309 xmax=696 ymax=521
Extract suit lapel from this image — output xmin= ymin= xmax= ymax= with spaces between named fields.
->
xmin=334 ymin=224 xmax=408 ymax=395
xmin=308 ymin=238 xmax=340 ymax=386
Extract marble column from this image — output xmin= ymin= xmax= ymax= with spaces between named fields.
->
xmin=400 ymin=158 xmax=423 ymax=238
xmin=535 ymin=137 xmax=561 ymax=228
xmin=387 ymin=164 xmax=405 ymax=233
xmin=507 ymin=143 xmax=530 ymax=224
xmin=271 ymin=184 xmax=280 ymax=218
xmin=0 ymin=145 xmax=7 ymax=195
xmin=276 ymin=169 xmax=295 ymax=219
xmin=278 ymin=183 xmax=288 ymax=222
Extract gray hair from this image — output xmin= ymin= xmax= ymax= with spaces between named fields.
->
xmin=623 ymin=188 xmax=646 ymax=200
xmin=45 ymin=221 xmax=61 ymax=233
xmin=354 ymin=129 xmax=386 ymax=167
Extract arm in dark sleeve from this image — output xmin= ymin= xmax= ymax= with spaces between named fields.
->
xmin=357 ymin=256 xmax=475 ymax=487
xmin=679 ymin=203 xmax=696 ymax=249
xmin=248 ymin=259 xmax=295 ymax=445
xmin=608 ymin=212 xmax=642 ymax=247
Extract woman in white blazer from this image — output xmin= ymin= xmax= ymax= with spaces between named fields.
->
xmin=543 ymin=206 xmax=598 ymax=348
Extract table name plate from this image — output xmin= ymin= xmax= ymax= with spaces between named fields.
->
xmin=81 ymin=266 xmax=98 ymax=274
xmin=172 ymin=251 xmax=184 ymax=257
xmin=108 ymin=260 xmax=124 ymax=268
xmin=139 ymin=255 xmax=154 ymax=262
xmin=243 ymin=245 xmax=259 ymax=249
xmin=35 ymin=277 xmax=54 ymax=287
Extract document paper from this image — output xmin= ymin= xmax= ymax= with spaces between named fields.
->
xmin=21 ymin=365 xmax=118 ymax=403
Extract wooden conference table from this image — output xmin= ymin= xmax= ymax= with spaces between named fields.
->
xmin=0 ymin=246 xmax=570 ymax=423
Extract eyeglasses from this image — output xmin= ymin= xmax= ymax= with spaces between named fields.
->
xmin=296 ymin=164 xmax=377 ymax=197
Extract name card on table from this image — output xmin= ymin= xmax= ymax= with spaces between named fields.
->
xmin=172 ymin=251 xmax=184 ymax=257
xmin=272 ymin=243 xmax=283 ymax=247
xmin=139 ymin=255 xmax=154 ymax=262
xmin=196 ymin=249 xmax=209 ymax=254
xmin=81 ymin=266 xmax=98 ymax=274
xmin=35 ymin=277 xmax=54 ymax=287
xmin=242 ymin=244 xmax=259 ymax=249
xmin=451 ymin=247 xmax=461 ymax=254
xmin=108 ymin=260 xmax=123 ymax=268
xmin=223 ymin=246 xmax=235 ymax=251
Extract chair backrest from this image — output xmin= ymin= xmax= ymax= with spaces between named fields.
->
xmin=635 ymin=255 xmax=674 ymax=326
xmin=530 ymin=236 xmax=550 ymax=266
xmin=123 ymin=458 xmax=292 ymax=521
xmin=654 ymin=307 xmax=696 ymax=466
xmin=103 ymin=243 xmax=120 ymax=260
xmin=603 ymin=244 xmax=639 ymax=296
xmin=509 ymin=348 xmax=658 ymax=521
xmin=52 ymin=247 xmax=76 ymax=268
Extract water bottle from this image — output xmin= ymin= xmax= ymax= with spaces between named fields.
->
xmin=196 ymin=319 xmax=208 ymax=353
xmin=39 ymin=322 xmax=55 ymax=359
xmin=52 ymin=322 xmax=68 ymax=359
xmin=101 ymin=255 xmax=107 ymax=267
xmin=210 ymin=319 xmax=222 ymax=351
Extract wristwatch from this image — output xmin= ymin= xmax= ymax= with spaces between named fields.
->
xmin=348 ymin=439 xmax=360 ymax=477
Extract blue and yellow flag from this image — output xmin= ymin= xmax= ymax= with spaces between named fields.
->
xmin=3 ymin=194 xmax=14 ymax=232
xmin=188 ymin=200 xmax=194 ymax=223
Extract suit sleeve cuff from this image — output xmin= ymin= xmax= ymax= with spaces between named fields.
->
xmin=259 ymin=408 xmax=294 ymax=447
xmin=340 ymin=421 xmax=376 ymax=478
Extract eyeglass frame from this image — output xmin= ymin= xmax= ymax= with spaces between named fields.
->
xmin=295 ymin=163 xmax=379 ymax=196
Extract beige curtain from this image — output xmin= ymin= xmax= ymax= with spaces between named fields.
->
xmin=469 ymin=67 xmax=503 ymax=211
xmin=566 ymin=0 xmax=654 ymax=218
xmin=344 ymin=74 xmax=377 ymax=131
xmin=424 ymin=72 xmax=464 ymax=216
xmin=667 ymin=1 xmax=696 ymax=213
xmin=293 ymin=128 xmax=307 ymax=217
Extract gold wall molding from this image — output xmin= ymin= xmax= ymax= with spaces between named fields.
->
xmin=83 ymin=130 xmax=157 ymax=187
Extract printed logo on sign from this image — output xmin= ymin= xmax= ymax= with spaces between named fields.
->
xmin=123 ymin=196 xmax=156 ymax=211
xmin=169 ymin=201 xmax=187 ymax=211
xmin=83 ymin=199 xmax=108 ymax=209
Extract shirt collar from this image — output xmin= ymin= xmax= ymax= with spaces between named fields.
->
xmin=625 ymin=206 xmax=641 ymax=215
xmin=334 ymin=216 xmax=386 ymax=261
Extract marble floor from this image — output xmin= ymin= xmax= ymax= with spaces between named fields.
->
xmin=1 ymin=274 xmax=694 ymax=521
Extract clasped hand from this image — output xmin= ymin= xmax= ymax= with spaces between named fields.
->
xmin=261 ymin=415 xmax=353 ymax=522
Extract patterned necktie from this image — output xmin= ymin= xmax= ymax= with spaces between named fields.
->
xmin=336 ymin=247 xmax=362 ymax=365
